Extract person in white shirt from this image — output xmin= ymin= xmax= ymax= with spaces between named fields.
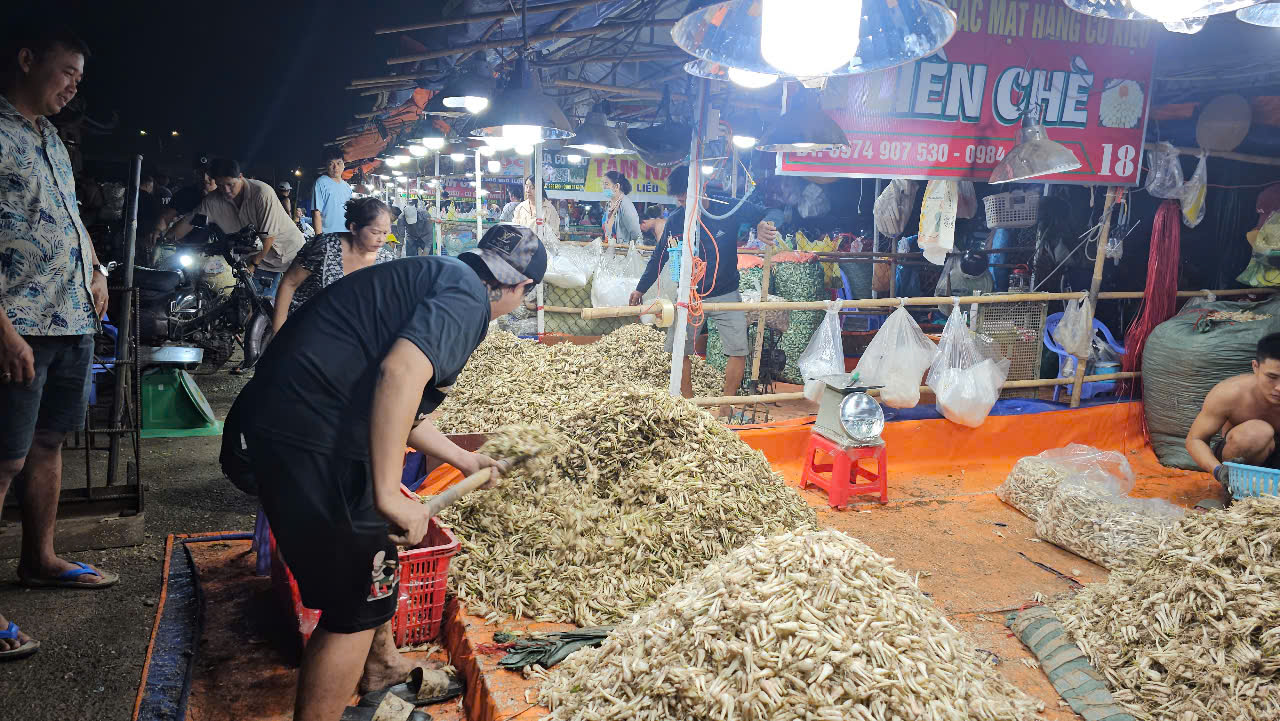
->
xmin=511 ymin=175 xmax=560 ymax=244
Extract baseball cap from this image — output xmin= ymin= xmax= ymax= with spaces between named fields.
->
xmin=459 ymin=223 xmax=547 ymax=285
xmin=278 ymin=181 xmax=292 ymax=190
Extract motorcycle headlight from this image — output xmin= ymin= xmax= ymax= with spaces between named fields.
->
xmin=179 ymin=254 xmax=194 ymax=268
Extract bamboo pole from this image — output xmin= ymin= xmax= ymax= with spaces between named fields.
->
xmin=1070 ymin=187 xmax=1118 ymax=409
xmin=387 ymin=20 xmax=677 ymax=64
xmin=750 ymin=242 xmax=775 ymax=380
xmin=375 ymin=0 xmax=608 ymax=34
xmin=1174 ymin=146 xmax=1280 ymax=168
xmin=691 ymin=372 xmax=1140 ymax=407
xmin=550 ymin=79 xmax=775 ymax=111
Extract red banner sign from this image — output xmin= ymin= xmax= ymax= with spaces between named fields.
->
xmin=777 ymin=0 xmax=1157 ymax=185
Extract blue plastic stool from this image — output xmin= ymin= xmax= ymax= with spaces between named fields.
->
xmin=1043 ymin=312 xmax=1126 ymax=402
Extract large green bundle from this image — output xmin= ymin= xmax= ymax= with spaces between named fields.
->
xmin=543 ymin=281 xmax=634 ymax=336
xmin=706 ymin=256 xmax=826 ymax=383
xmin=1143 ymin=297 xmax=1280 ymax=469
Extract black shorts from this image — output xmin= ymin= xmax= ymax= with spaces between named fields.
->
xmin=1212 ymin=437 xmax=1280 ymax=468
xmin=250 ymin=438 xmax=398 ymax=634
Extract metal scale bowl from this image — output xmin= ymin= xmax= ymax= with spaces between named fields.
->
xmin=813 ymin=372 xmax=886 ymax=447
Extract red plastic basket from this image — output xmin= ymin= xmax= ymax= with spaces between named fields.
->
xmin=269 ymin=516 xmax=460 ymax=647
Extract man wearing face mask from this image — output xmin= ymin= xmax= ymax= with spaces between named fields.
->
xmin=223 ymin=223 xmax=547 ymax=721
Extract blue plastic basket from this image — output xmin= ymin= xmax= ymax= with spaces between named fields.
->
xmin=1224 ymin=461 xmax=1280 ymax=500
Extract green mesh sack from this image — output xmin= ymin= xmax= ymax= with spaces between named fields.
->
xmin=1143 ymin=297 xmax=1280 ymax=469
xmin=543 ymin=282 xmax=635 ymax=336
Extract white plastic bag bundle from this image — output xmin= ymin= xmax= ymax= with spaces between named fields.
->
xmin=1181 ymin=152 xmax=1207 ymax=228
xmin=855 ymin=306 xmax=938 ymax=408
xmin=1053 ymin=296 xmax=1094 ymax=359
xmin=543 ymin=254 xmax=589 ymax=288
xmin=798 ymin=301 xmax=846 ymax=401
xmin=591 ymin=242 xmax=645 ymax=308
xmin=798 ymin=183 xmax=830 ymax=219
xmin=873 ymin=179 xmax=918 ymax=237
xmin=918 ymin=180 xmax=958 ymax=266
xmin=957 ymin=181 xmax=978 ymax=220
xmin=996 ymin=443 xmax=1136 ymax=520
xmin=926 ymin=304 xmax=1010 ymax=427
xmin=1144 ymin=142 xmax=1185 ymax=200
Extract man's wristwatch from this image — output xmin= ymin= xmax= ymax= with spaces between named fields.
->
xmin=94 ymin=263 xmax=110 ymax=278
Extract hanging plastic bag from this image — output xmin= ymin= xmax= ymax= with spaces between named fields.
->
xmin=856 ymin=306 xmax=939 ymax=408
xmin=798 ymin=301 xmax=846 ymax=401
xmin=1181 ymin=152 xmax=1207 ymax=228
xmin=956 ymin=181 xmax=978 ymax=220
xmin=918 ymin=180 xmax=958 ymax=266
xmin=926 ymin=303 xmax=1010 ymax=427
xmin=797 ymin=183 xmax=830 ymax=219
xmin=996 ymin=443 xmax=1137 ymax=520
xmin=1144 ymin=142 xmax=1185 ymax=199
xmin=873 ymin=179 xmax=918 ymax=237
xmin=1053 ymin=296 xmax=1094 ymax=359
xmin=542 ymin=253 xmax=589 ymax=288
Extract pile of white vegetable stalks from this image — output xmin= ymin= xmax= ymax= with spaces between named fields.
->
xmin=1055 ymin=496 xmax=1280 ymax=721
xmin=435 ymin=326 xmax=722 ymax=433
xmin=438 ymin=388 xmax=817 ymax=625
xmin=540 ymin=529 xmax=1043 ymax=721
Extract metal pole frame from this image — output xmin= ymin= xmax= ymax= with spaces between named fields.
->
xmin=668 ymin=78 xmax=709 ymax=397
xmin=433 ymin=153 xmax=442 ymax=255
xmin=535 ymin=142 xmax=545 ymax=336
xmin=106 ymin=155 xmax=142 ymax=490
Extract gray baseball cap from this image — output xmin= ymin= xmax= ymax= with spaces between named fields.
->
xmin=459 ymin=223 xmax=548 ymax=285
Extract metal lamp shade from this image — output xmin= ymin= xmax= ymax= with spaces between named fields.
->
xmin=673 ymin=0 xmax=957 ymax=78
xmin=1238 ymin=2 xmax=1280 ymax=25
xmin=756 ymin=90 xmax=848 ymax=153
xmin=565 ymin=109 xmax=627 ymax=154
xmin=469 ymin=60 xmax=574 ymax=142
xmin=1065 ymin=0 xmax=1264 ymax=20
xmin=988 ymin=118 xmax=1082 ymax=184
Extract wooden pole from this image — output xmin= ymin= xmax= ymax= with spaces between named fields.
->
xmin=387 ymin=20 xmax=677 ymax=64
xmin=375 ymin=0 xmax=607 ymax=34
xmin=750 ymin=242 xmax=776 ymax=380
xmin=1070 ymin=187 xmax=1118 ymax=409
xmin=550 ymin=79 xmax=775 ymax=111
xmin=669 ymin=78 xmax=709 ymax=397
xmin=1174 ymin=146 xmax=1280 ymax=167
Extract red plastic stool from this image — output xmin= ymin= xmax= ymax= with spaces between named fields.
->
xmin=800 ymin=431 xmax=887 ymax=508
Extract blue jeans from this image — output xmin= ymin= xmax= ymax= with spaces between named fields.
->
xmin=252 ymin=268 xmax=282 ymax=299
xmin=0 ymin=334 xmax=94 ymax=460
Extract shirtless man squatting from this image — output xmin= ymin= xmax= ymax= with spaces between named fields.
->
xmin=1186 ymin=333 xmax=1280 ymax=488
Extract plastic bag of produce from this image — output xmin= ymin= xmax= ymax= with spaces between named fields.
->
xmin=996 ymin=444 xmax=1137 ymax=520
xmin=1181 ymin=152 xmax=1207 ymax=229
xmin=543 ymin=254 xmax=589 ymax=288
xmin=1144 ymin=142 xmax=1185 ymax=200
xmin=1035 ymin=484 xmax=1184 ymax=569
xmin=855 ymin=306 xmax=938 ymax=408
xmin=926 ymin=304 xmax=1010 ymax=427
xmin=957 ymin=181 xmax=977 ymax=220
xmin=1053 ymin=296 xmax=1094 ymax=360
xmin=591 ymin=242 xmax=645 ymax=308
xmin=798 ymin=301 xmax=845 ymax=400
xmin=873 ymin=179 xmax=917 ymax=237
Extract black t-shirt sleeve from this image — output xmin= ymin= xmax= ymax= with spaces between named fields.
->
xmin=396 ymin=280 xmax=490 ymax=414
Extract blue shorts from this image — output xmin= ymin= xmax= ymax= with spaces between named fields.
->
xmin=0 ymin=334 xmax=94 ymax=460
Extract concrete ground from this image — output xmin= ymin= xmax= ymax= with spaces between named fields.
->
xmin=0 ymin=367 xmax=254 ymax=721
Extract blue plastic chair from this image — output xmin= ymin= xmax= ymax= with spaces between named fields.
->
xmin=1043 ymin=312 xmax=1126 ymax=402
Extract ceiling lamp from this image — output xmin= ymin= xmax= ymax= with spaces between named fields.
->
xmin=673 ymin=0 xmax=956 ymax=79
xmin=478 ymin=145 xmax=496 ymax=157
xmin=450 ymin=152 xmax=466 ymax=162
xmin=393 ymin=154 xmax=410 ymax=164
xmin=424 ymin=64 xmax=494 ymax=117
xmin=988 ymin=107 xmax=1082 ymax=184
xmin=1065 ymin=0 xmax=1262 ymax=20
xmin=415 ymin=119 xmax=447 ymax=150
xmin=565 ymin=105 xmax=627 ymax=155
xmin=484 ymin=136 xmax=514 ymax=151
xmin=470 ymin=58 xmax=574 ymax=143
xmin=701 ymin=164 xmax=716 ymax=175
xmin=487 ymin=160 xmax=501 ymax=173
xmin=566 ymin=153 xmax=583 ymax=164
xmin=514 ymin=144 xmax=534 ymax=155
xmin=384 ymin=156 xmax=402 ymax=167
xmin=756 ymin=87 xmax=848 ymax=152
xmin=1238 ymin=1 xmax=1280 ymax=24
xmin=728 ymin=67 xmax=777 ymax=88
xmin=408 ymin=144 xmax=428 ymax=157
xmin=391 ymin=170 xmax=404 ymax=176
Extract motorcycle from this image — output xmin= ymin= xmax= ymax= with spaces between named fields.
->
xmin=130 ymin=215 xmax=275 ymax=371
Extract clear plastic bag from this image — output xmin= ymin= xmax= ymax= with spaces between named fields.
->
xmin=873 ymin=179 xmax=918 ymax=237
xmin=1144 ymin=142 xmax=1185 ymax=200
xmin=798 ymin=301 xmax=846 ymax=399
xmin=798 ymin=183 xmax=830 ymax=219
xmin=926 ymin=304 xmax=1010 ymax=427
xmin=919 ymin=180 xmax=958 ymax=266
xmin=856 ymin=306 xmax=939 ymax=408
xmin=1035 ymin=484 xmax=1185 ymax=569
xmin=543 ymin=254 xmax=590 ymax=288
xmin=996 ymin=443 xmax=1137 ymax=520
xmin=1181 ymin=152 xmax=1207 ymax=229
xmin=1053 ymin=297 xmax=1094 ymax=359
xmin=591 ymin=242 xmax=646 ymax=308
xmin=957 ymin=181 xmax=978 ymax=220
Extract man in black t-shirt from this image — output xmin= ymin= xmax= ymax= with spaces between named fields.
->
xmin=226 ymin=223 xmax=546 ymax=721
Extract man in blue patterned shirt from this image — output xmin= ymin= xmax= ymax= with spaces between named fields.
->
xmin=0 ymin=26 xmax=118 ymax=662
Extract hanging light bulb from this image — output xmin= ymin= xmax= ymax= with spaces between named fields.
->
xmin=430 ymin=62 xmax=495 ymax=117
xmin=761 ymin=0 xmax=862 ymax=76
xmin=514 ymin=144 xmax=534 ymax=155
xmin=701 ymin=164 xmax=716 ymax=175
xmin=408 ymin=145 xmax=428 ymax=157
xmin=565 ymin=105 xmax=627 ymax=155
xmin=732 ymin=134 xmax=759 ymax=149
xmin=487 ymin=160 xmax=501 ymax=174
xmin=485 ymin=136 xmax=513 ymax=151
xmin=471 ymin=59 xmax=574 ymax=142
xmin=478 ymin=145 xmax=496 ymax=157
xmin=988 ymin=106 xmax=1082 ymax=184
xmin=501 ymin=124 xmax=544 ymax=145
xmin=450 ymin=152 xmax=466 ymax=162
xmin=727 ymin=67 xmax=777 ymax=89
xmin=577 ymin=144 xmax=607 ymax=155
xmin=423 ymin=136 xmax=446 ymax=151
xmin=391 ymin=170 xmax=404 ymax=176
xmin=394 ymin=154 xmax=410 ymax=164
xmin=385 ymin=156 xmax=402 ymax=168
xmin=566 ymin=154 xmax=583 ymax=164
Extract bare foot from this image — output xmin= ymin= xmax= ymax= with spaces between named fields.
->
xmin=358 ymin=621 xmax=442 ymax=694
xmin=0 ymin=611 xmax=33 ymax=653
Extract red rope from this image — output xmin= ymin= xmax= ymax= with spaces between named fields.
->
xmin=1122 ymin=200 xmax=1182 ymax=408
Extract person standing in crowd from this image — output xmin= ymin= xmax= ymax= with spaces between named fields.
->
xmin=170 ymin=158 xmax=305 ymax=300
xmin=153 ymin=172 xmax=172 ymax=204
xmin=313 ymin=147 xmax=352 ymax=235
xmin=277 ymin=180 xmax=295 ymax=217
xmin=512 ymin=175 xmax=560 ymax=243
xmin=601 ymin=170 xmax=641 ymax=244
xmin=629 ymin=165 xmax=780 ymax=417
xmin=639 ymin=205 xmax=666 ymax=244
xmin=272 ymin=197 xmax=396 ymax=332
xmin=171 ymin=156 xmax=215 ymax=216
xmin=224 ymin=223 xmax=546 ymax=721
xmin=293 ymin=204 xmax=315 ymax=239
xmin=0 ymin=25 xmax=119 ymax=663
xmin=499 ymin=182 xmax=523 ymax=221
xmin=405 ymin=199 xmax=432 ymax=256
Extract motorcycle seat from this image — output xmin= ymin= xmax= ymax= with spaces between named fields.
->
xmin=134 ymin=267 xmax=183 ymax=293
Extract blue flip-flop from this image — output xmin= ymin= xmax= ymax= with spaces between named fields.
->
xmin=19 ymin=561 xmax=119 ymax=590
xmin=0 ymin=622 xmax=40 ymax=661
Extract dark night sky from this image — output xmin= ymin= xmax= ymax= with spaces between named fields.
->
xmin=46 ymin=1 xmax=421 ymax=184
